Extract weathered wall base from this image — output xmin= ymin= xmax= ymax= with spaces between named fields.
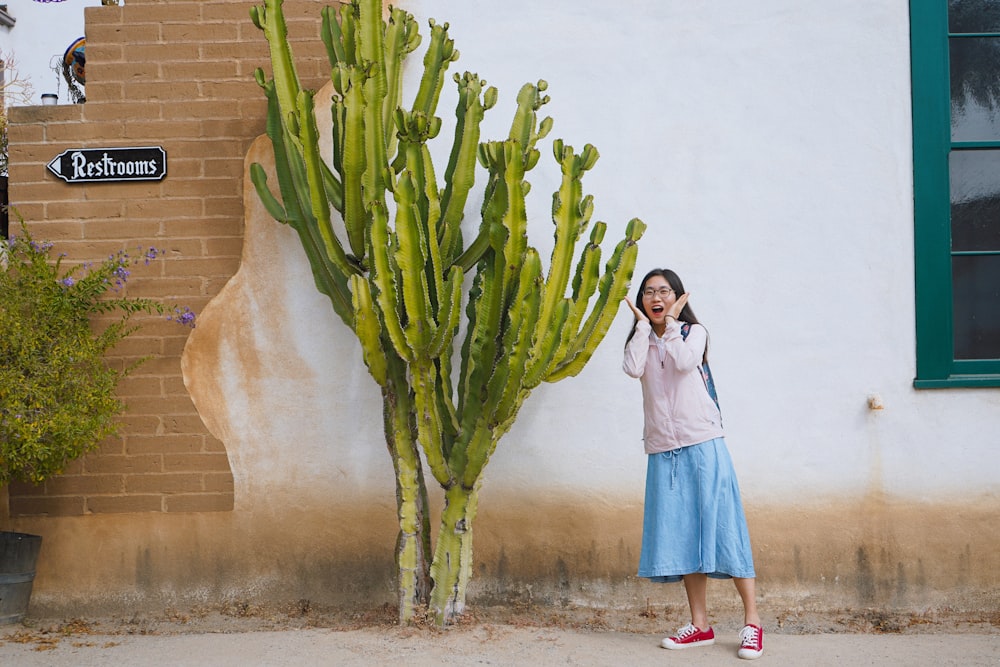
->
xmin=9 ymin=492 xmax=998 ymax=618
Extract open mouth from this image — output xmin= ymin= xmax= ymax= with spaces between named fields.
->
xmin=651 ymin=305 xmax=664 ymax=315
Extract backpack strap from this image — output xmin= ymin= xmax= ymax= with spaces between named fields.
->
xmin=680 ymin=323 xmax=722 ymax=418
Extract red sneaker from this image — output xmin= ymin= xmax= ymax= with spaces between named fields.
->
xmin=660 ymin=623 xmax=716 ymax=649
xmin=738 ymin=624 xmax=764 ymax=659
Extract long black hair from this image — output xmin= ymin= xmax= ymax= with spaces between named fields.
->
xmin=625 ymin=268 xmax=708 ymax=363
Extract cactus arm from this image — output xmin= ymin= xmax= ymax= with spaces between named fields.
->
xmin=336 ymin=65 xmax=371 ymax=258
xmin=429 ymin=265 xmax=463 ymax=359
xmin=498 ymin=142 xmax=528 ymax=304
xmin=353 ymin=0 xmax=391 ymax=211
xmin=330 ymin=90 xmax=347 ymax=183
xmin=418 ymin=139 xmax=443 ymax=255
xmin=550 ymin=220 xmax=604 ymax=362
xmin=383 ymin=7 xmax=421 ymax=159
xmin=439 ymin=75 xmax=495 ymax=263
xmin=524 ymin=141 xmax=598 ymax=377
xmin=436 ymin=354 xmax=460 ymax=440
xmin=411 ymin=19 xmax=459 ymax=118
xmin=508 ymin=81 xmax=552 ymax=165
xmin=275 ymin=121 xmax=357 ymax=281
xmin=296 ymin=89 xmax=359 ymax=274
xmin=522 ymin=298 xmax=571 ymax=389
xmin=454 ymin=271 xmax=483 ymax=421
xmin=453 ymin=237 xmax=508 ymax=477
xmin=359 ymin=0 xmax=387 ymax=96
xmin=492 ymin=249 xmax=542 ymax=420
xmin=362 ymin=72 xmax=389 ymax=210
xmin=351 ymin=275 xmax=388 ymax=385
xmin=339 ymin=2 xmax=359 ymax=65
xmin=255 ymin=71 xmax=312 ymax=237
xmin=459 ymin=166 xmax=510 ymax=428
xmin=393 ymin=171 xmax=435 ymax=353
xmin=434 ymin=371 xmax=459 ymax=473
xmin=253 ymin=79 xmax=355 ymax=326
xmin=255 ymin=75 xmax=303 ymax=218
xmin=412 ymin=361 xmax=454 ymax=488
xmin=473 ymin=252 xmax=541 ymax=464
xmin=569 ymin=220 xmax=604 ymax=312
xmin=395 ymin=111 xmax=445 ymax=303
xmin=546 ymin=217 xmax=645 ymax=381
xmin=451 ymin=139 xmax=514 ymax=273
xmin=419 ymin=142 xmax=445 ymax=313
xmin=254 ymin=158 xmax=353 ymax=325
xmin=269 ymin=203 xmax=355 ymax=330
xmin=251 ymin=0 xmax=300 ymax=117
xmin=249 ymin=163 xmax=289 ymax=222
xmin=320 ymin=159 xmax=345 ymax=217
xmin=455 ymin=238 xmax=502 ymax=421
xmin=369 ymin=201 xmax=412 ymax=361
xmin=452 ymin=222 xmax=492 ymax=273
xmin=543 ymin=141 xmax=597 ymax=313
xmin=320 ymin=5 xmax=348 ymax=68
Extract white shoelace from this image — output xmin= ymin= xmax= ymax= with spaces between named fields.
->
xmin=740 ymin=624 xmax=760 ymax=646
xmin=675 ymin=623 xmax=699 ymax=639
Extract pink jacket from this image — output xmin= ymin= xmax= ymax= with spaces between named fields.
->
xmin=623 ymin=319 xmax=724 ymax=454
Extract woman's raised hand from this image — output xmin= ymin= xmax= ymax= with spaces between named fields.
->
xmin=668 ymin=293 xmax=689 ymax=320
xmin=624 ymin=296 xmax=648 ymax=322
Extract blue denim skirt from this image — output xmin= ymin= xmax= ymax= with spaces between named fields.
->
xmin=638 ymin=437 xmax=756 ymax=582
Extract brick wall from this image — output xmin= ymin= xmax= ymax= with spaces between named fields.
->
xmin=5 ymin=0 xmax=343 ymax=516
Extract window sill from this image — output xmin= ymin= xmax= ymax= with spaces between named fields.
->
xmin=913 ymin=374 xmax=1000 ymax=389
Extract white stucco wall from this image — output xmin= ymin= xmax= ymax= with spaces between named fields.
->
xmin=190 ymin=0 xmax=999 ymax=516
xmin=0 ymin=0 xmax=101 ymax=105
xmin=390 ymin=0 xmax=997 ymax=503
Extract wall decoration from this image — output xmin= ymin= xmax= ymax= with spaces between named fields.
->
xmin=59 ymin=36 xmax=86 ymax=103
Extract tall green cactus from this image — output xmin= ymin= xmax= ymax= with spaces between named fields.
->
xmin=251 ymin=0 xmax=644 ymax=626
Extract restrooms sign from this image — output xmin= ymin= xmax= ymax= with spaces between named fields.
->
xmin=46 ymin=146 xmax=167 ymax=183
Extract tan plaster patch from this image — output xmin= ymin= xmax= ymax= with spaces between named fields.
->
xmin=181 ymin=83 xmax=390 ymax=513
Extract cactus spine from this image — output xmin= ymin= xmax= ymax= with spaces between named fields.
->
xmin=251 ymin=0 xmax=644 ymax=626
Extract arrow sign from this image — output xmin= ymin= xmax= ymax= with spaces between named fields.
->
xmin=47 ymin=146 xmax=167 ymax=183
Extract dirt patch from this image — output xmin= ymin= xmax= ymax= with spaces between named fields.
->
xmin=1 ymin=600 xmax=997 ymax=654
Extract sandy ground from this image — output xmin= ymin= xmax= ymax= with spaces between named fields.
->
xmin=0 ymin=603 xmax=997 ymax=666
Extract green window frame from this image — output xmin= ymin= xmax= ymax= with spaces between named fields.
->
xmin=911 ymin=0 xmax=1000 ymax=387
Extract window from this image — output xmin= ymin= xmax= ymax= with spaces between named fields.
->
xmin=911 ymin=0 xmax=1000 ymax=387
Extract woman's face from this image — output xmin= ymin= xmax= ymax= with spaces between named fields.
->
xmin=641 ymin=275 xmax=677 ymax=329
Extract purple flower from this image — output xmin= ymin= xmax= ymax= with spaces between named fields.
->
xmin=60 ymin=277 xmax=76 ymax=287
xmin=167 ymin=306 xmax=197 ymax=328
xmin=113 ymin=264 xmax=131 ymax=282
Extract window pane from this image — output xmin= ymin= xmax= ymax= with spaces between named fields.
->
xmin=952 ymin=254 xmax=1000 ymax=359
xmin=950 ymin=150 xmax=1000 ymax=250
xmin=950 ymin=37 xmax=1000 ymax=141
xmin=949 ymin=0 xmax=1000 ymax=33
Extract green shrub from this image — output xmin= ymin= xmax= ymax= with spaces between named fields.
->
xmin=0 ymin=229 xmax=194 ymax=484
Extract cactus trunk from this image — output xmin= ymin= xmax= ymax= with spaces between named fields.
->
xmin=252 ymin=0 xmax=643 ymax=626
xmin=383 ymin=359 xmax=432 ymax=622
xmin=429 ymin=483 xmax=479 ymax=624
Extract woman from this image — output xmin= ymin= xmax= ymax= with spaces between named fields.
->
xmin=623 ymin=268 xmax=763 ymax=660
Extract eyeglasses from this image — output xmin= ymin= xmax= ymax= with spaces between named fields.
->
xmin=642 ymin=287 xmax=674 ymax=298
